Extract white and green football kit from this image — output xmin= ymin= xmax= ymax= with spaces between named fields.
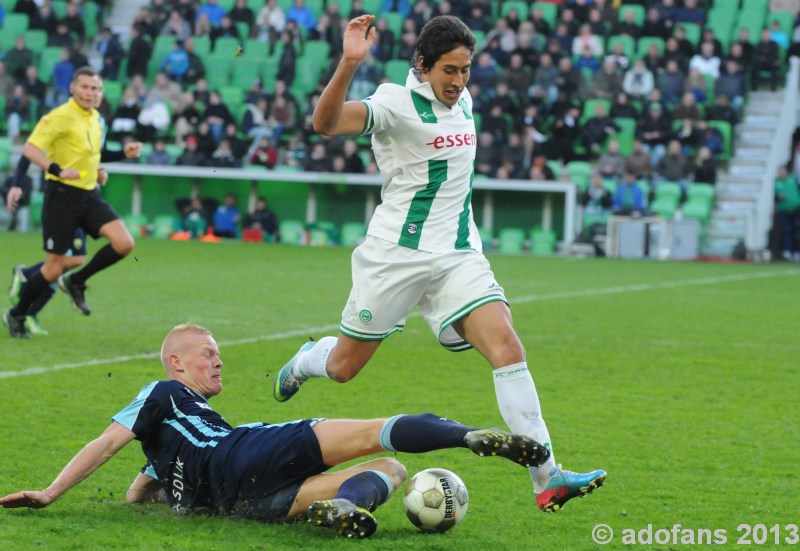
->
xmin=340 ymin=70 xmax=507 ymax=350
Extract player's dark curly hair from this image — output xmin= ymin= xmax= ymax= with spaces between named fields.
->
xmin=412 ymin=16 xmax=476 ymax=74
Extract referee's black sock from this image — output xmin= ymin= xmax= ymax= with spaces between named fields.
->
xmin=379 ymin=413 xmax=475 ymax=453
xmin=69 ymin=244 xmax=125 ymax=286
xmin=10 ymin=270 xmax=50 ymax=318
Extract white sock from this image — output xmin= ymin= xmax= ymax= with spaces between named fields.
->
xmin=294 ymin=336 xmax=337 ymax=380
xmin=493 ymin=362 xmax=556 ymax=492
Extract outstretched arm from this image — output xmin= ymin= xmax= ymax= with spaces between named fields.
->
xmin=312 ymin=15 xmax=376 ymax=137
xmin=0 ymin=422 xmax=136 ymax=509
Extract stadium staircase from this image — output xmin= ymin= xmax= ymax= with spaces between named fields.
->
xmin=700 ymin=90 xmax=783 ymax=257
xmin=105 ymin=0 xmax=151 ymax=38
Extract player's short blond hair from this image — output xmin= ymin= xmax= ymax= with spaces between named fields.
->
xmin=160 ymin=323 xmax=213 ymax=371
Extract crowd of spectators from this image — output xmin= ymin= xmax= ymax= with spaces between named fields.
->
xmin=2 ymin=0 xmax=800 ymax=205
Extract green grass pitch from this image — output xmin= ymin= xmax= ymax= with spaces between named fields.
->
xmin=1 ymin=232 xmax=799 ymax=550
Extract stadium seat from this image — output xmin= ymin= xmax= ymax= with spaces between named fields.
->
xmin=531 ymin=2 xmax=558 ymax=28
xmin=379 ymin=12 xmax=404 ymax=37
xmin=619 ymin=4 xmax=645 ymax=26
xmin=707 ymin=120 xmax=732 ymax=160
xmin=606 ymin=34 xmax=635 ymax=59
xmin=676 ymin=22 xmax=701 ymax=46
xmin=478 ymin=226 xmax=493 ymax=250
xmin=530 ymin=228 xmax=556 ymax=256
xmin=103 ymin=80 xmax=123 ymax=111
xmin=38 ymin=47 xmax=63 ymax=79
xmin=636 ymin=37 xmax=664 ymax=59
xmin=473 ymin=30 xmax=486 ymax=51
xmin=0 ymin=98 xmax=6 ymax=132
xmin=232 ymin=62 xmax=263 ymax=90
xmin=687 ymin=183 xmax=715 ymax=203
xmin=220 ymin=86 xmax=245 ymax=115
xmin=23 ymin=29 xmax=47 ymax=52
xmin=501 ymin=1 xmax=529 ymax=21
xmin=340 ymin=221 xmax=366 ymax=247
xmin=214 ymin=36 xmax=240 ymax=55
xmin=305 ymin=0 xmax=324 ymax=18
xmin=649 ymin=182 xmax=682 ymax=219
xmin=29 ymin=191 xmax=44 ymax=228
xmin=581 ymin=98 xmax=612 ymax=123
xmin=152 ymin=215 xmax=179 ymax=239
xmin=3 ymin=13 xmax=29 ymax=35
xmin=279 ymin=220 xmax=307 ymax=245
xmin=546 ymin=160 xmax=561 ymax=180
xmin=741 ymin=0 xmax=769 ymax=17
xmin=713 ymin=0 xmax=741 ymax=10
xmin=566 ymin=161 xmax=592 ymax=190
xmin=51 ymin=0 xmax=67 ymax=19
xmin=498 ymin=228 xmax=525 ymax=254
xmin=192 ymin=36 xmax=212 ymax=57
xmin=124 ymin=214 xmax=149 ymax=237
xmin=303 ymin=40 xmax=331 ymax=65
xmin=362 ymin=0 xmax=381 ymax=15
xmin=681 ymin=199 xmax=712 ymax=224
xmin=384 ymin=59 xmax=410 ymax=85
xmin=0 ymin=136 xmax=12 ymax=169
xmin=83 ymin=1 xmax=99 ymax=39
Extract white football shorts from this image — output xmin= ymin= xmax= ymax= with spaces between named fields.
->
xmin=340 ymin=236 xmax=507 ymax=351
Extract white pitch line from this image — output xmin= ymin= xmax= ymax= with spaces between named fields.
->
xmin=3 ymin=269 xmax=798 ymax=380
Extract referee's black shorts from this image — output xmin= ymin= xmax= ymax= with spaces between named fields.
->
xmin=42 ymin=181 xmax=119 ymax=254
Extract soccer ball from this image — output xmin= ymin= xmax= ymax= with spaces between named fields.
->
xmin=403 ymin=468 xmax=469 ymax=532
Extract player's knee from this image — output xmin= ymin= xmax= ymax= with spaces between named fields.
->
xmin=113 ymin=235 xmax=135 ymax=256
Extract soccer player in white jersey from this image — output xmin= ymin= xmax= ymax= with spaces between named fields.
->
xmin=274 ymin=14 xmax=606 ymax=513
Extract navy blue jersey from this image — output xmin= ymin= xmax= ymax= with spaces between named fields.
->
xmin=113 ymin=380 xmax=327 ymax=518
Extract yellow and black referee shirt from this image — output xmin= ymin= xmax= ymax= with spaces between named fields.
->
xmin=27 ymin=98 xmax=102 ymax=191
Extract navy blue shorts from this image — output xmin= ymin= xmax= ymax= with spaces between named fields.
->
xmin=216 ymin=419 xmax=329 ymax=522
xmin=68 ymin=228 xmax=87 ymax=256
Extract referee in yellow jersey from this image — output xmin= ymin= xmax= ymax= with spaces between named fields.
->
xmin=4 ymin=67 xmax=136 ymax=339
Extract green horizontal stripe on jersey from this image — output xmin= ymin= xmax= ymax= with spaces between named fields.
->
xmin=399 ymin=159 xmax=447 ymax=249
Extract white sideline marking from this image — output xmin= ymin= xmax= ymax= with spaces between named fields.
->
xmin=3 ymin=269 xmax=798 ymax=380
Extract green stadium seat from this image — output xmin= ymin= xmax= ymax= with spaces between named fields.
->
xmin=530 ymin=228 xmax=556 ymax=256
xmin=236 ymin=22 xmax=250 ymax=43
xmin=191 ymin=36 xmax=212 ymax=57
xmin=0 ymin=98 xmax=6 ymax=132
xmin=378 ymin=12 xmax=404 ymax=37
xmin=103 ymin=80 xmax=123 ymax=111
xmin=682 ymin=199 xmax=712 ymax=223
xmin=741 ymin=0 xmax=768 ymax=17
xmin=220 ymin=86 xmax=245 ymax=114
xmin=214 ymin=36 xmax=240 ymax=55
xmin=303 ymin=39 xmax=330 ymax=62
xmin=4 ymin=13 xmax=29 ymax=35
xmin=583 ymin=211 xmax=609 ymax=234
xmin=124 ymin=214 xmax=149 ymax=237
xmin=340 ymin=221 xmax=366 ymax=247
xmin=546 ymin=160 xmax=561 ymax=180
xmin=566 ymin=161 xmax=592 ymax=190
xmin=151 ymin=215 xmax=178 ymax=238
xmin=362 ymin=0 xmax=381 ymax=14
xmin=83 ymin=1 xmax=99 ymax=39
xmin=581 ymin=98 xmax=612 ymax=123
xmin=472 ymin=30 xmax=486 ymax=51
xmin=501 ymin=1 xmax=529 ymax=21
xmin=713 ymin=0 xmax=741 ymax=10
xmin=618 ymin=4 xmax=645 ymax=26
xmin=649 ymin=195 xmax=679 ymax=219
xmin=305 ymin=0 xmax=325 ymax=18
xmin=51 ymin=0 xmax=68 ymax=19
xmin=478 ymin=226 xmax=493 ymax=250
xmin=675 ymin=22 xmax=701 ymax=46
xmin=531 ymin=3 xmax=558 ymax=28
xmin=498 ymin=228 xmax=525 ymax=254
xmin=707 ymin=120 xmax=732 ymax=160
xmin=232 ymin=62 xmax=263 ymax=90
xmin=204 ymin=52 xmax=233 ymax=89
xmin=279 ymin=220 xmax=307 ymax=245
xmin=0 ymin=136 xmax=11 ymax=169
xmin=637 ymin=37 xmax=664 ymax=59
xmin=606 ymin=35 xmax=635 ymax=59
xmin=611 ymin=117 xmax=637 ymax=156
xmin=384 ymin=59 xmax=410 ymax=84
xmin=23 ymin=29 xmax=47 ymax=52
xmin=29 ymin=191 xmax=44 ymax=228
xmin=687 ymin=183 xmax=715 ymax=203
xmin=38 ymin=47 xmax=63 ymax=79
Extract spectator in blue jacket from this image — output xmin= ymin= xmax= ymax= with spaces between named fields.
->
xmin=51 ymin=48 xmax=76 ymax=107
xmin=613 ymin=171 xmax=647 ymax=216
xmin=160 ymin=40 xmax=190 ymax=82
xmin=197 ymin=0 xmax=227 ymax=27
xmin=286 ymin=0 xmax=317 ymax=32
xmin=213 ymin=192 xmax=241 ymax=238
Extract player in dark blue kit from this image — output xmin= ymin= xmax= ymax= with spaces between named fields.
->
xmin=0 ymin=324 xmax=550 ymax=538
